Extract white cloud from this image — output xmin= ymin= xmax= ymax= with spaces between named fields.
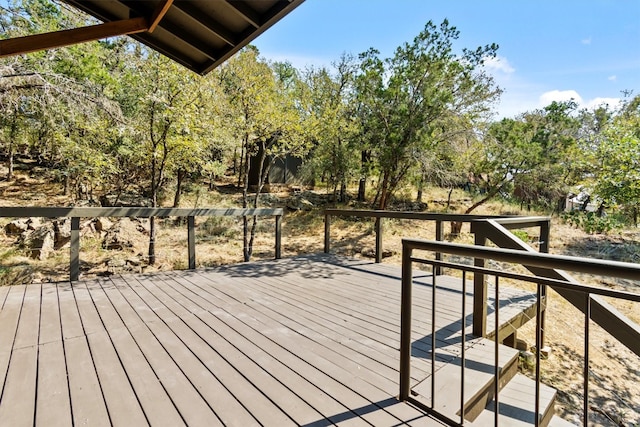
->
xmin=483 ymin=55 xmax=515 ymax=74
xmin=538 ymin=90 xmax=621 ymax=112
xmin=584 ymin=97 xmax=621 ymax=110
xmin=539 ymin=90 xmax=583 ymax=106
xmin=581 ymin=37 xmax=592 ymax=45
xmin=608 ymin=75 xmax=617 ymax=81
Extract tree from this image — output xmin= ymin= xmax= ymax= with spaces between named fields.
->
xmin=591 ymin=95 xmax=640 ymax=225
xmin=218 ymin=47 xmax=308 ymax=261
xmin=127 ymin=50 xmax=212 ymax=263
xmin=301 ymin=54 xmax=361 ymax=202
xmin=355 ymin=20 xmax=501 ymax=209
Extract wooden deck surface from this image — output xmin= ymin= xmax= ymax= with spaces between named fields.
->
xmin=0 ymin=254 xmax=538 ymax=426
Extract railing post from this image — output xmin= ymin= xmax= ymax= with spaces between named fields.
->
xmin=473 ymin=226 xmax=488 ymax=337
xmin=187 ymin=216 xmax=196 ymax=269
xmin=539 ymin=219 xmax=550 ymax=347
xmin=324 ymin=212 xmax=330 ymax=254
xmin=399 ymin=240 xmax=413 ymax=401
xmin=375 ymin=217 xmax=383 ymax=263
xmin=435 ymin=219 xmax=443 ymax=275
xmin=70 ymin=217 xmax=80 ymax=281
xmin=275 ymin=214 xmax=282 ymax=259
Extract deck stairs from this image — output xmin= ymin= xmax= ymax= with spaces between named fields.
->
xmin=411 ymin=336 xmax=573 ymax=426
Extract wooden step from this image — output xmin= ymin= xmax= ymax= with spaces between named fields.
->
xmin=411 ymin=337 xmax=520 ymax=422
xmin=548 ymin=415 xmax=577 ymax=426
xmin=471 ymin=373 xmax=558 ymax=427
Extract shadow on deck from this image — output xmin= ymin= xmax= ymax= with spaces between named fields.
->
xmin=0 ymin=253 xmax=544 ymax=426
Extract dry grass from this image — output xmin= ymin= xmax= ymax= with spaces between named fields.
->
xmin=1 ymin=171 xmax=639 ymax=425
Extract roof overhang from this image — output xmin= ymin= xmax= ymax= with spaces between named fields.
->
xmin=0 ymin=0 xmax=305 ymax=75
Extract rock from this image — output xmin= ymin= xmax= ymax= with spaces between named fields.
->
xmin=126 ymin=256 xmax=142 ymax=266
xmin=286 ymin=196 xmax=314 ymax=211
xmin=94 ymin=217 xmax=113 ymax=233
xmin=73 ymin=199 xmax=100 ymax=207
xmin=102 ymin=218 xmax=148 ymax=250
xmin=361 ymin=248 xmax=395 ymax=259
xmin=53 ymin=219 xmax=71 ymax=249
xmin=20 ymin=224 xmax=55 ymax=260
xmin=5 ymin=219 xmax=29 ymax=235
xmin=27 ymin=217 xmax=43 ymax=230
xmin=106 ymin=258 xmax=126 ymax=268
xmin=100 ymin=193 xmax=152 ymax=207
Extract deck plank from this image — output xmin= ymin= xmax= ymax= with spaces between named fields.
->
xmin=166 ymin=269 xmax=430 ymax=426
xmin=117 ymin=274 xmax=288 ymax=427
xmin=0 ymin=284 xmax=39 ymax=427
xmin=59 ymin=282 xmax=111 ymax=427
xmin=0 ymin=285 xmax=25 ymax=399
xmin=133 ymin=273 xmax=328 ymax=426
xmin=154 ymin=273 xmax=374 ymax=426
xmin=102 ymin=277 xmax=223 ymax=427
xmin=74 ymin=281 xmax=149 ymax=427
xmin=36 ymin=284 xmax=72 ymax=427
xmin=88 ymin=280 xmax=186 ymax=427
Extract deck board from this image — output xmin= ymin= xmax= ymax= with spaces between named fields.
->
xmin=0 ymin=253 xmax=539 ymax=426
xmin=36 ymin=284 xmax=72 ymax=427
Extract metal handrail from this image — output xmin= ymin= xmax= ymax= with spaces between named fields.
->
xmin=0 ymin=206 xmax=284 ymax=281
xmin=399 ymin=238 xmax=640 ymax=426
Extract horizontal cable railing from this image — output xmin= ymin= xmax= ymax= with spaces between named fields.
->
xmin=0 ymin=207 xmax=283 ymax=281
xmin=399 ymin=238 xmax=640 ymax=426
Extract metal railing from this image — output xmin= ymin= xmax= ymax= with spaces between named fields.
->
xmin=399 ymin=239 xmax=640 ymax=426
xmin=324 ymin=209 xmax=520 ymax=264
xmin=0 ymin=206 xmax=283 ymax=281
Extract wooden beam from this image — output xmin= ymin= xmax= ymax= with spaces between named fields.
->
xmin=148 ymin=0 xmax=174 ymax=33
xmin=0 ymin=17 xmax=149 ymax=58
xmin=225 ymin=1 xmax=261 ymax=28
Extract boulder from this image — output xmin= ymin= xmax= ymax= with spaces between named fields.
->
xmin=94 ymin=217 xmax=113 ymax=233
xmin=100 ymin=193 xmax=152 ymax=207
xmin=53 ymin=219 xmax=71 ymax=249
xmin=5 ymin=219 xmax=29 ymax=235
xmin=286 ymin=196 xmax=314 ymax=211
xmin=102 ymin=218 xmax=149 ymax=250
xmin=21 ymin=224 xmax=55 ymax=260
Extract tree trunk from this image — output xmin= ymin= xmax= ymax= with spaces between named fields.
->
xmin=7 ymin=140 xmax=13 ymax=181
xmin=357 ymin=178 xmax=366 ymax=201
xmin=357 ymin=150 xmax=369 ymax=202
xmin=173 ymin=169 xmax=186 ymax=208
xmin=446 ymin=188 xmax=454 ymax=210
xmin=63 ymin=173 xmax=70 ymax=196
xmin=377 ymin=171 xmax=390 ymax=209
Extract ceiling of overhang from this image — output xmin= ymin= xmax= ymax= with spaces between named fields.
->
xmin=58 ymin=0 xmax=305 ymax=75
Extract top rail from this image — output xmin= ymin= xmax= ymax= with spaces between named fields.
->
xmin=403 ymin=239 xmax=640 ymax=282
xmin=0 ymin=206 xmax=283 ymax=218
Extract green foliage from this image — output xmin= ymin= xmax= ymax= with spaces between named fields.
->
xmin=354 ymin=20 xmax=501 ymax=208
xmin=560 ymin=211 xmax=623 ymax=234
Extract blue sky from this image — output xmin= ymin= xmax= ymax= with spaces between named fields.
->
xmin=254 ymin=0 xmax=640 ymax=118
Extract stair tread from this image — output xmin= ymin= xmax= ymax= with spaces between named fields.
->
xmin=548 ymin=415 xmax=577 ymax=426
xmin=412 ymin=337 xmax=520 ymax=420
xmin=471 ymin=373 xmax=557 ymax=426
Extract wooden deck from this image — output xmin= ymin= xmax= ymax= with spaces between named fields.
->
xmin=0 ymin=254 xmax=539 ymax=426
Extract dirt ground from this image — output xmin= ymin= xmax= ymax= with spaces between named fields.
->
xmin=1 ymin=170 xmax=639 ymax=426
